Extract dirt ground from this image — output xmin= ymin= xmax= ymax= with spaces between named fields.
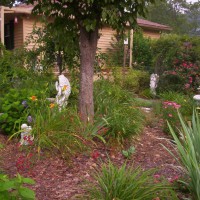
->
xmin=0 ymin=122 xmax=186 ymax=200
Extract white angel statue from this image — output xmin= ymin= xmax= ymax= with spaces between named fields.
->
xmin=55 ymin=74 xmax=71 ymax=110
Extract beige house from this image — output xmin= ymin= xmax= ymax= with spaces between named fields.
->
xmin=0 ymin=4 xmax=171 ymax=52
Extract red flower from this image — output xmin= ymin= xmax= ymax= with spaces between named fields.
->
xmin=91 ymin=151 xmax=100 ymax=160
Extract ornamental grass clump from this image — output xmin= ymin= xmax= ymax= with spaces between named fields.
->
xmin=87 ymin=162 xmax=177 ymax=200
xmin=10 ymin=96 xmax=87 ymax=159
xmin=94 ymin=80 xmax=144 ymax=142
xmin=29 ymin=101 xmax=86 ymax=158
xmin=167 ymin=111 xmax=200 ymax=199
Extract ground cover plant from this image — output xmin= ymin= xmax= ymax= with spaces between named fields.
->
xmin=113 ymin=68 xmax=150 ymax=93
xmin=0 ymin=173 xmax=35 ymax=200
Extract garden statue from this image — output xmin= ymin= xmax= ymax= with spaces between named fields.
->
xmin=20 ymin=124 xmax=33 ymax=145
xmin=193 ymin=86 xmax=200 ymax=106
xmin=55 ymin=74 xmax=71 ymax=110
xmin=150 ymin=73 xmax=159 ymax=95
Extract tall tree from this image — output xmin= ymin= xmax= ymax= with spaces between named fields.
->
xmin=146 ymin=0 xmax=190 ymax=34
xmin=186 ymin=2 xmax=200 ymax=35
xmin=3 ymin=0 xmax=154 ymax=123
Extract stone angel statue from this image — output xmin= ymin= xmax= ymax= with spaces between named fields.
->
xmin=150 ymin=73 xmax=159 ymax=95
xmin=55 ymin=74 xmax=71 ymax=110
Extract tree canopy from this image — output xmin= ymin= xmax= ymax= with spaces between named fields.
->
xmin=146 ymin=0 xmax=200 ymax=35
xmin=1 ymin=0 xmax=155 ymax=123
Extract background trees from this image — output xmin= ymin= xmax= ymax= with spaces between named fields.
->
xmin=146 ymin=0 xmax=200 ymax=35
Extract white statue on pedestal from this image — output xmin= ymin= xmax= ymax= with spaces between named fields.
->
xmin=150 ymin=73 xmax=159 ymax=95
xmin=20 ymin=124 xmax=34 ymax=145
xmin=55 ymin=74 xmax=71 ymax=110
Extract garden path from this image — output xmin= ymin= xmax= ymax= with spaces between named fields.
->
xmin=0 ymin=122 xmax=183 ymax=200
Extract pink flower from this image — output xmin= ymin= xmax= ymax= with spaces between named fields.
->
xmin=168 ymin=114 xmax=173 ymax=117
xmin=185 ymin=83 xmax=190 ymax=89
xmin=168 ymin=175 xmax=179 ymax=183
xmin=154 ymin=174 xmax=161 ymax=179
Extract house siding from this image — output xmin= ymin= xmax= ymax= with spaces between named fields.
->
xmin=97 ymin=27 xmax=117 ymax=53
xmin=14 ymin=18 xmax=23 ymax=49
xmin=97 ymin=27 xmax=161 ymax=53
xmin=23 ymin=16 xmax=43 ymax=49
xmin=142 ymin=29 xmax=161 ymax=39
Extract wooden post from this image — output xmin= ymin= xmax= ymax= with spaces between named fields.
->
xmin=129 ymin=29 xmax=133 ymax=68
xmin=0 ymin=6 xmax=5 ymax=45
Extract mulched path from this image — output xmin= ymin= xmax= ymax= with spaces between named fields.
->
xmin=0 ymin=122 xmax=185 ymax=200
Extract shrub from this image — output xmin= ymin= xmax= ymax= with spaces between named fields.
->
xmin=152 ymin=34 xmax=200 ymax=93
xmin=167 ymin=111 xmax=200 ymax=200
xmin=160 ymin=91 xmax=193 ymax=133
xmin=106 ymin=36 xmax=124 ymax=66
xmin=106 ymin=30 xmax=153 ymax=71
xmin=0 ymin=89 xmax=40 ymax=134
xmin=132 ymin=30 xmax=153 ymax=72
xmin=87 ymin=162 xmax=177 ymax=200
xmin=94 ymin=80 xmax=144 ymax=142
xmin=113 ymin=68 xmax=150 ymax=93
xmin=0 ymin=46 xmax=28 ymax=96
xmin=0 ymin=173 xmax=35 ymax=200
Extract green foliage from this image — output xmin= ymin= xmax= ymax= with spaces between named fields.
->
xmin=146 ymin=0 xmax=191 ymax=35
xmin=25 ymin=23 xmax=79 ymax=73
xmin=94 ymin=80 xmax=144 ymax=142
xmin=25 ymin=0 xmax=156 ymax=122
xmin=106 ymin=36 xmax=124 ymax=66
xmin=28 ymin=0 xmax=154 ymax=32
xmin=160 ymin=91 xmax=193 ymax=133
xmin=122 ymin=146 xmax=135 ymax=159
xmin=87 ymin=162 xmax=177 ymax=200
xmin=0 ymin=173 xmax=35 ymax=200
xmin=0 ymin=89 xmax=36 ymax=134
xmin=0 ymin=74 xmax=56 ymax=135
xmin=166 ymin=111 xmax=200 ymax=199
xmin=113 ymin=68 xmax=150 ymax=93
xmin=132 ymin=97 xmax=154 ymax=107
xmin=132 ymin=30 xmax=153 ymax=72
xmin=107 ymin=31 xmax=153 ymax=70
xmin=94 ymin=50 xmax=108 ymax=73
xmin=0 ymin=43 xmax=57 ymax=98
xmin=138 ymin=88 xmax=155 ymax=99
xmin=15 ymin=97 xmax=87 ymax=158
xmin=0 ymin=45 xmax=28 ymax=95
xmin=152 ymin=34 xmax=200 ymax=93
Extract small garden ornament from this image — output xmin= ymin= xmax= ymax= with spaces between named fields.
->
xmin=193 ymin=86 xmax=200 ymax=107
xmin=150 ymin=73 xmax=159 ymax=96
xmin=20 ymin=124 xmax=34 ymax=145
xmin=55 ymin=74 xmax=71 ymax=110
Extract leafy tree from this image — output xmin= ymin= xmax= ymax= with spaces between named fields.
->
xmin=186 ymin=2 xmax=200 ymax=35
xmin=3 ymin=0 xmax=154 ymax=123
xmin=25 ymin=20 xmax=79 ymax=74
xmin=146 ymin=0 xmax=191 ymax=34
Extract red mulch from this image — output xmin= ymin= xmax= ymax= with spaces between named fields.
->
xmin=0 ymin=123 xmax=186 ymax=200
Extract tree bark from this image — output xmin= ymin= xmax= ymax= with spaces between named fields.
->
xmin=78 ymin=26 xmax=98 ymax=123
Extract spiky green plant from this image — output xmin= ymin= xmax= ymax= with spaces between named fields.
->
xmin=167 ymin=110 xmax=200 ymax=199
xmin=87 ymin=162 xmax=177 ymax=200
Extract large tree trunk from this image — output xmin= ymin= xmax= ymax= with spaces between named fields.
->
xmin=78 ymin=26 xmax=98 ymax=123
